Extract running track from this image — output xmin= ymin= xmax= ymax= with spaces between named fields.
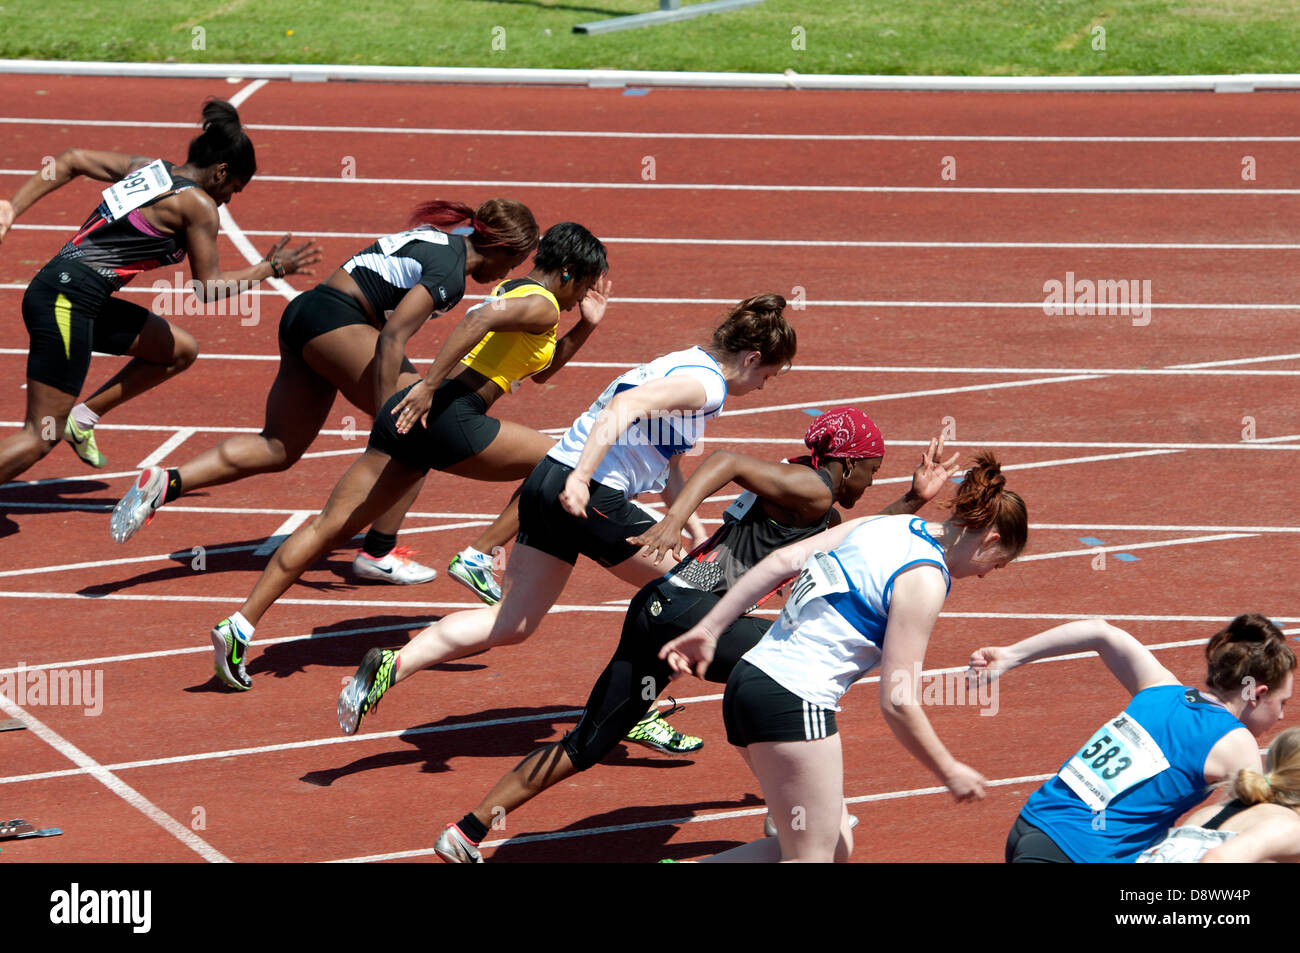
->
xmin=0 ymin=76 xmax=1296 ymax=864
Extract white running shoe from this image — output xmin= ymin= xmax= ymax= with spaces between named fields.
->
xmin=351 ymin=546 xmax=437 ymax=585
xmin=447 ymin=552 xmax=502 ymax=605
xmin=111 ymin=466 xmax=167 ymax=543
xmin=434 ymin=823 xmax=483 ymax=864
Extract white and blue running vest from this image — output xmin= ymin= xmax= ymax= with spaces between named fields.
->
xmin=743 ymin=515 xmax=951 ymax=711
xmin=548 ymin=346 xmax=728 ymax=497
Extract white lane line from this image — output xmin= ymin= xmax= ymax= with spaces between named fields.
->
xmin=20 ymin=222 xmax=1300 ymax=252
xmin=3 ymin=287 xmax=1299 ymax=311
xmin=253 ymin=511 xmax=312 ymax=556
xmin=1016 ymin=533 xmax=1258 ymax=562
xmin=227 ymin=78 xmax=267 ymax=109
xmin=1032 ymin=523 xmax=1300 ymax=533
xmin=217 ymin=204 xmax=297 ymax=301
xmin=0 ymin=634 xmax=1235 ymax=791
xmin=136 ymin=427 xmax=196 ymax=469
xmin=8 ymin=116 xmax=1300 ymax=144
xmin=13 ymin=167 xmax=1300 ymax=196
xmin=1169 ymin=352 xmax=1300 ymax=369
xmin=721 ymin=373 xmax=1107 ymax=417
xmin=0 ymin=690 xmax=231 ymax=862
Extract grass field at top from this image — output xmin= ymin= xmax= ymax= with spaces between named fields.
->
xmin=1 ymin=0 xmax=1299 ymax=75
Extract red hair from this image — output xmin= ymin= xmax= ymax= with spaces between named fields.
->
xmin=408 ymin=198 xmax=538 ymax=256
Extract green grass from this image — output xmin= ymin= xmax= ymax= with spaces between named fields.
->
xmin=2 ymin=0 xmax=1299 ymax=74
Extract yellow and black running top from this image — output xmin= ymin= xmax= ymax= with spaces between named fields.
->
xmin=460 ymin=278 xmax=560 ymax=392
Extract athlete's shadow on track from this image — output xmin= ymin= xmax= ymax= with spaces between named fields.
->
xmin=0 ymin=478 xmax=114 ymax=539
xmin=76 ymin=542 xmax=424 ymax=596
xmin=299 ymin=706 xmax=699 ymax=786
xmin=488 ymin=794 xmax=767 ymax=863
xmin=182 ymin=614 xmax=485 ymax=693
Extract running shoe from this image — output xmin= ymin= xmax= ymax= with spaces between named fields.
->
xmin=337 ymin=647 xmax=397 ymax=735
xmin=434 ymin=823 xmax=483 ymax=864
xmin=625 ymin=702 xmax=703 ymax=755
xmin=352 ymin=546 xmax=437 ymax=585
xmin=447 ymin=552 xmax=501 ymax=605
xmin=763 ymin=812 xmax=859 ymax=837
xmin=211 ymin=618 xmax=252 ymax=691
xmin=63 ymin=417 xmax=105 ymax=468
xmin=110 ymin=466 xmax=167 ymax=543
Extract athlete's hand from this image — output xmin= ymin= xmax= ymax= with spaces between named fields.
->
xmin=629 ymin=515 xmax=688 ymax=566
xmin=559 ymin=472 xmax=591 ymax=518
xmin=263 ymin=233 xmax=323 ymax=277
xmin=0 ymin=200 xmax=15 ymax=244
xmin=910 ymin=433 xmax=962 ymax=504
xmin=966 ymin=645 xmax=1014 ymax=686
xmin=943 ymin=762 xmax=987 ymax=803
xmin=659 ymin=625 xmax=718 ymax=680
xmin=578 ymin=276 xmax=611 ymax=326
xmin=392 ymin=378 xmax=435 ymax=434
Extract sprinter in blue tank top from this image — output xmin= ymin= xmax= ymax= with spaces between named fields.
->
xmin=968 ymin=613 xmax=1295 ymax=863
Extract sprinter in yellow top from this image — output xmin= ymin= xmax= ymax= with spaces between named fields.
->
xmin=204 ymin=222 xmax=610 ymax=691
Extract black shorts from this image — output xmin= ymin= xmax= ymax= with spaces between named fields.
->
xmin=22 ymin=260 xmax=150 ymax=396
xmin=278 ymin=283 xmax=376 ymax=352
xmin=515 ymin=455 xmax=659 ymax=567
xmin=368 ymin=379 xmax=500 ymax=474
xmin=723 ymin=658 xmax=838 ymax=747
xmin=1005 ymin=815 xmax=1074 ymax=864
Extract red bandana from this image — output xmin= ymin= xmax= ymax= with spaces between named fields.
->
xmin=804 ymin=408 xmax=885 ymax=468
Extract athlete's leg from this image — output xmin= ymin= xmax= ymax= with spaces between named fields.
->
xmin=235 ymin=449 xmax=424 ymax=625
xmin=465 ymin=486 xmax=523 ymax=556
xmin=392 ymin=542 xmax=573 ymax=678
xmin=173 ymin=337 xmax=337 ymax=492
xmin=701 ymin=737 xmax=845 ymax=863
xmin=0 ymin=380 xmax=77 ymax=484
xmin=81 ymin=313 xmax=198 ymax=417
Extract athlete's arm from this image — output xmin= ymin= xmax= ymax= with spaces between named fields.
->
xmin=391 ymin=293 xmax=557 ymax=433
xmin=1202 ymin=727 xmax=1265 ymax=786
xmin=630 ymin=451 xmax=833 ymax=564
xmin=1201 ymin=811 xmax=1300 ymax=863
xmin=532 ymin=277 xmax=609 ymax=384
xmin=374 ymin=284 xmax=436 ymax=410
xmin=181 ymin=193 xmax=319 ymax=302
xmin=875 ymin=433 xmax=962 ymax=516
xmin=968 ymin=620 xmax=1180 ymax=696
xmin=0 ymin=149 xmax=148 ymax=243
xmin=879 ymin=566 xmax=987 ymax=802
xmin=558 ymin=373 xmax=713 ymax=518
xmin=659 ymin=515 xmax=876 ymax=676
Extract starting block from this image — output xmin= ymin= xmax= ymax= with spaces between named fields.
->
xmin=0 ymin=818 xmax=62 ymax=840
xmin=0 ymin=719 xmax=25 ymax=732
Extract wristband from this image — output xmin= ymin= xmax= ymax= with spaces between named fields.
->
xmin=265 ymin=255 xmax=286 ymax=279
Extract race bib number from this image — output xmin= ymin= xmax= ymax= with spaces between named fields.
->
xmin=101 ymin=159 xmax=172 ymax=222
xmin=1135 ymin=826 xmax=1234 ymax=864
xmin=780 ymin=551 xmax=850 ymax=628
xmin=723 ymin=490 xmax=757 ymax=522
xmin=1058 ymin=713 xmax=1170 ymax=811
xmin=377 ymin=227 xmax=449 ymax=256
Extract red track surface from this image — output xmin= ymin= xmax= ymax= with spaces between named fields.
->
xmin=0 ymin=76 xmax=1296 ymax=865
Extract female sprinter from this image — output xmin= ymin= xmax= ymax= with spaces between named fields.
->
xmin=660 ymin=452 xmax=1026 ymax=862
xmin=336 ymin=294 xmax=798 ymax=743
xmin=205 ymin=222 xmax=609 ymax=690
xmin=0 ymin=98 xmax=319 ymax=485
xmin=430 ymin=412 xmax=964 ymax=863
xmin=967 ymin=613 xmax=1294 ymax=863
xmin=111 ymin=199 xmax=538 ymax=587
xmin=1136 ymin=726 xmax=1300 ymax=863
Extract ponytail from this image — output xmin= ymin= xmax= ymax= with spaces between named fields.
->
xmin=1205 ymin=613 xmax=1295 ymax=696
xmin=940 ymin=451 xmax=1027 ymax=559
xmin=186 ymin=98 xmax=256 ymax=182
xmin=408 ymin=198 xmax=538 ymax=257
xmin=1232 ymin=726 xmax=1300 ymax=807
